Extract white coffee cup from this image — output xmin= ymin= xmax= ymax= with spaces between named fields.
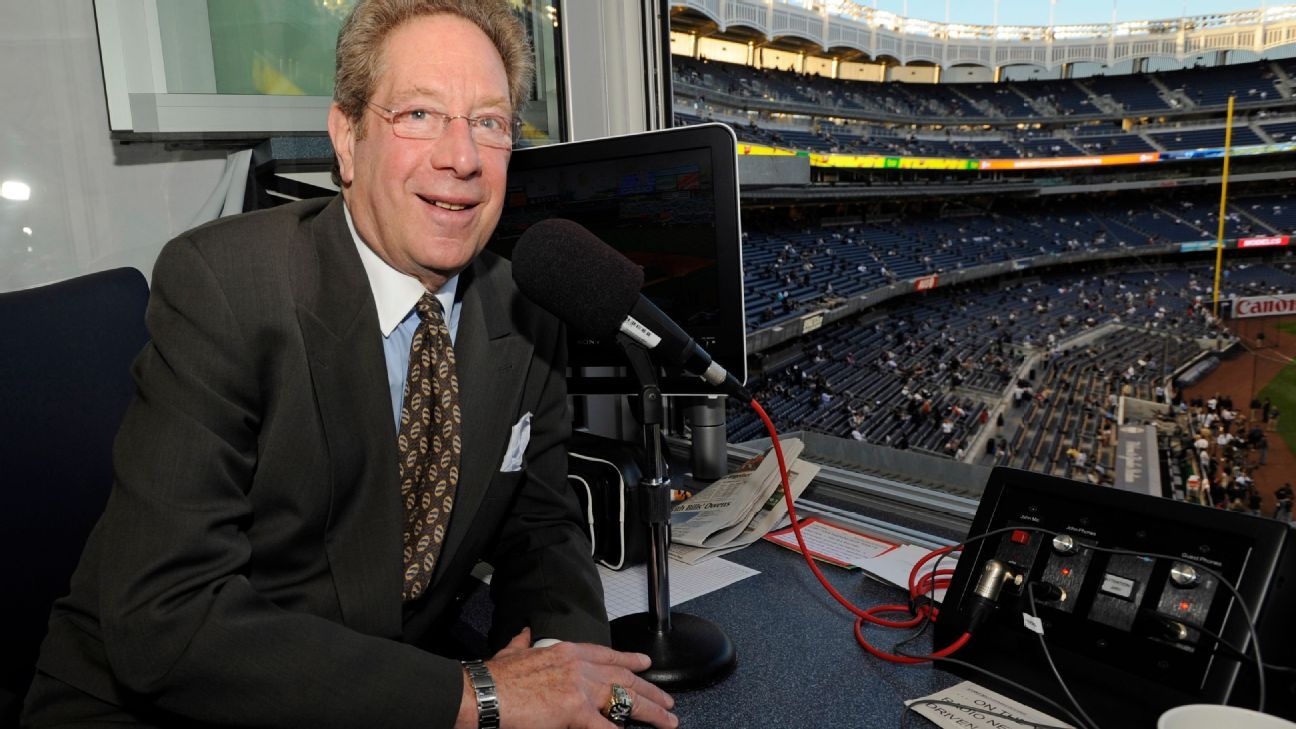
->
xmin=1158 ymin=704 xmax=1296 ymax=729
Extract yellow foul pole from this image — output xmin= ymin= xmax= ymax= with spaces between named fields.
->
xmin=1212 ymin=96 xmax=1235 ymax=319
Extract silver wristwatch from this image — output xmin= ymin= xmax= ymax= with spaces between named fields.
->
xmin=461 ymin=659 xmax=500 ymax=729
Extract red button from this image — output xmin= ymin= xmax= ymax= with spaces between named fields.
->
xmin=1011 ymin=530 xmax=1031 ymax=545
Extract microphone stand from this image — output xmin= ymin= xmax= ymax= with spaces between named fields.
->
xmin=608 ymin=335 xmax=736 ymax=690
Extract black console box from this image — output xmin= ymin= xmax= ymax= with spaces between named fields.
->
xmin=935 ymin=467 xmax=1294 ymax=727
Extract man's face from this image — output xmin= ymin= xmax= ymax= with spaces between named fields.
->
xmin=329 ymin=14 xmax=512 ymax=290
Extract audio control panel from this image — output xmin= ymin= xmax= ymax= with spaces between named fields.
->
xmin=1154 ymin=562 xmax=1220 ymax=640
xmin=1038 ymin=534 xmax=1093 ymax=615
xmin=936 ymin=467 xmax=1294 ymax=727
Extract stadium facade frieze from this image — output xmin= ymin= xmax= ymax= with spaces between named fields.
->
xmin=674 ymin=0 xmax=1296 ymax=72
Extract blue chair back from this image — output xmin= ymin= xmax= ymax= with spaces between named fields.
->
xmin=0 ymin=267 xmax=149 ymax=724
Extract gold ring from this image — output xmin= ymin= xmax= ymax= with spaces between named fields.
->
xmin=607 ymin=683 xmax=633 ymax=724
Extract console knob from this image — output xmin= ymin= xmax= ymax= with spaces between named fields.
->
xmin=1169 ymin=563 xmax=1199 ymax=588
xmin=1161 ymin=619 xmax=1189 ymax=641
xmin=1052 ymin=534 xmax=1076 ymax=554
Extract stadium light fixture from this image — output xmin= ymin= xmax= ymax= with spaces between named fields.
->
xmin=1 ymin=180 xmax=31 ymax=201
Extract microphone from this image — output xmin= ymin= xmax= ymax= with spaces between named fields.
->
xmin=511 ymin=218 xmax=749 ymax=400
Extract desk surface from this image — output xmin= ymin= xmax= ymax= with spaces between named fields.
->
xmin=462 ymin=535 xmax=966 ymax=727
xmin=649 ymin=541 xmax=960 ymax=728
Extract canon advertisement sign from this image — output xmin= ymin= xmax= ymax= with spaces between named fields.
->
xmin=1234 ymin=293 xmax=1296 ymax=318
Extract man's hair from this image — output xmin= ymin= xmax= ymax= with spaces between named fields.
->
xmin=331 ymin=0 xmax=533 ymax=183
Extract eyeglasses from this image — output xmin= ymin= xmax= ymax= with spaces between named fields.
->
xmin=366 ymin=101 xmax=514 ymax=150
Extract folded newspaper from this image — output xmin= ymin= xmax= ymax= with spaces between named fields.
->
xmin=668 ymin=438 xmax=819 ymax=565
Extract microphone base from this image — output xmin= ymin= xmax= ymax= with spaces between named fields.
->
xmin=609 ymin=611 xmax=736 ymax=691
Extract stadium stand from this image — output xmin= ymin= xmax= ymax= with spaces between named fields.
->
xmin=728 ymin=262 xmax=1296 ymax=467
xmin=673 ymin=56 xmax=1296 ymax=160
xmin=670 ymin=25 xmax=1296 ymax=518
xmin=672 ymin=56 xmax=1294 ymax=122
xmin=1150 ymin=126 xmax=1264 ymax=150
xmin=740 ymin=191 xmax=1289 ymax=330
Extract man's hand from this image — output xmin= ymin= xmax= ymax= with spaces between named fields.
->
xmin=484 ymin=628 xmax=678 ymax=729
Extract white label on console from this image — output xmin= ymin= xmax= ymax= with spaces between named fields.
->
xmin=1100 ymin=573 xmax=1135 ymax=600
xmin=1022 ymin=614 xmax=1044 ymax=635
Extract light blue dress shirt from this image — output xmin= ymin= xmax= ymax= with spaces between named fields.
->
xmin=343 ymin=204 xmax=461 ymax=428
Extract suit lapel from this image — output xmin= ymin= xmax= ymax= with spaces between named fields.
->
xmin=433 ymin=255 xmax=532 ymax=584
xmin=292 ymin=196 xmax=404 ymax=638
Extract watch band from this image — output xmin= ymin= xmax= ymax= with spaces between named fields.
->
xmin=461 ymin=659 xmax=500 ymax=729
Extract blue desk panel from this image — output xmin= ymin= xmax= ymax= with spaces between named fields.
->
xmin=650 ymin=541 xmax=961 ymax=728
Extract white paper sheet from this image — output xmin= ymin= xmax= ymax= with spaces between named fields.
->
xmin=859 ymin=543 xmax=960 ymax=603
xmin=597 ymin=558 xmax=760 ymax=620
xmin=907 ymin=681 xmax=1073 ymax=729
xmin=765 ymin=518 xmax=898 ymax=565
xmin=765 ymin=520 xmax=958 ymax=602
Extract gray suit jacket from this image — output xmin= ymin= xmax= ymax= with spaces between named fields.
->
xmin=25 ymin=196 xmax=608 ymax=728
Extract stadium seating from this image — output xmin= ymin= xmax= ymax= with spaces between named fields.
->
xmin=673 ymin=56 xmax=1294 ymax=160
xmin=1150 ymin=126 xmax=1263 ymax=151
xmin=1260 ymin=120 xmax=1296 ymax=142
xmin=1087 ymin=74 xmax=1171 ymax=113
xmin=740 ymin=191 xmax=1289 ymax=329
xmin=673 ymin=56 xmax=1291 ymax=123
xmin=675 ymin=52 xmax=1296 ymax=474
xmin=728 ymin=263 xmax=1296 ymax=461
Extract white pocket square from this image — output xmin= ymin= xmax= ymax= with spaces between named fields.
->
xmin=500 ymin=412 xmax=532 ymax=472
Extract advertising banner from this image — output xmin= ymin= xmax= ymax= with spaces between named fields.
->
xmin=737 ymin=144 xmax=803 ymax=157
xmin=913 ymin=274 xmax=939 ymax=292
xmin=736 ymin=140 xmax=1294 ymax=171
xmin=1237 ymin=235 xmax=1290 ymax=249
xmin=1234 ymin=292 xmax=1296 ymax=319
xmin=978 ymin=152 xmax=1159 ymax=170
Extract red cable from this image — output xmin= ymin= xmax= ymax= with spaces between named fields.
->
xmin=750 ymin=397 xmax=972 ymax=664
xmin=856 ymin=620 xmax=972 ymax=664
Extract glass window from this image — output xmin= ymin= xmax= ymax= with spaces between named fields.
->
xmin=152 ymin=0 xmax=564 ymax=143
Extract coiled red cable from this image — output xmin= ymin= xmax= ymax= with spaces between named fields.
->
xmin=749 ymin=398 xmax=972 ymax=663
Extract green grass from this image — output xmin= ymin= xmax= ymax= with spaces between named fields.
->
xmin=1257 ymin=321 xmax=1296 ymax=458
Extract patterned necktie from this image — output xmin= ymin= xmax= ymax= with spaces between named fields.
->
xmin=398 ymin=292 xmax=461 ymax=601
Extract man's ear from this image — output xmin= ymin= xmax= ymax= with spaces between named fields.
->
xmin=327 ymin=103 xmax=356 ymax=186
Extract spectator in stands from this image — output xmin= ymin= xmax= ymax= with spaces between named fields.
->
xmin=1248 ymin=486 xmax=1264 ymax=517
xmin=1275 ymin=483 xmax=1294 ymax=522
xmin=1194 ymin=432 xmax=1210 ymax=453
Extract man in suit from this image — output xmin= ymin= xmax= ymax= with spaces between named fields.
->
xmin=23 ymin=2 xmax=676 ymax=727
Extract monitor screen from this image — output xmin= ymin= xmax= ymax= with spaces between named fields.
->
xmin=489 ymin=123 xmax=746 ymax=395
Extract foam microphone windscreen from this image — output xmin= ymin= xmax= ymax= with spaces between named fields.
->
xmin=511 ymin=218 xmax=644 ymax=338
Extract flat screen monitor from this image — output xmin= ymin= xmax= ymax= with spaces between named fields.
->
xmin=489 ymin=123 xmax=745 ymax=395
